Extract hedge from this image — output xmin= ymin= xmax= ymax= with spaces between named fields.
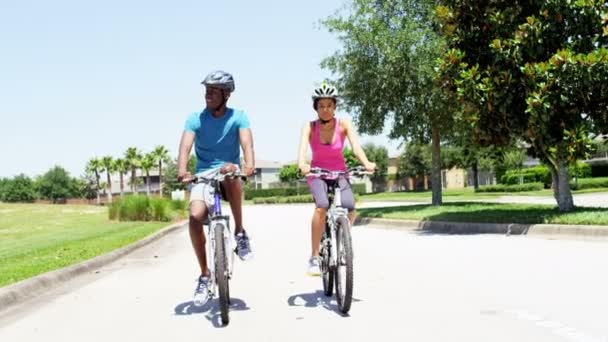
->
xmin=569 ymin=177 xmax=608 ymax=190
xmin=245 ymin=183 xmax=366 ymax=200
xmin=476 ymin=182 xmax=544 ymax=192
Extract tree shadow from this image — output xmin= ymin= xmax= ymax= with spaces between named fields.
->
xmin=287 ymin=290 xmax=361 ymax=317
xmin=174 ymin=297 xmax=250 ymax=328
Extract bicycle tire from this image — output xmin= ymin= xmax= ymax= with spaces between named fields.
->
xmin=214 ymin=222 xmax=230 ymax=325
xmin=334 ymin=216 xmax=353 ymax=314
xmin=320 ymin=227 xmax=334 ymax=296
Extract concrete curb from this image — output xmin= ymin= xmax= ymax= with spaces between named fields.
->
xmin=0 ymin=220 xmax=187 ymax=311
xmin=354 ymin=217 xmax=608 ymax=237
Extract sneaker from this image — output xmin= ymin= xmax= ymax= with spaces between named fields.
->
xmin=307 ymin=256 xmax=321 ymax=276
xmin=193 ymin=276 xmax=211 ymax=306
xmin=235 ymin=231 xmax=253 ymax=261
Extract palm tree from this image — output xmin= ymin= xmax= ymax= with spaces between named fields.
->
xmin=100 ymin=156 xmax=114 ymax=203
xmin=151 ymin=145 xmax=171 ymax=197
xmin=113 ymin=158 xmax=129 ymax=197
xmin=124 ymin=147 xmax=141 ymax=194
xmin=85 ymin=157 xmax=102 ymax=205
xmin=140 ymin=153 xmax=156 ymax=196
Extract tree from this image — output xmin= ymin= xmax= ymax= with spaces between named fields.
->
xmin=342 ymin=148 xmax=359 ymax=168
xmin=113 ymin=158 xmax=129 ymax=197
xmin=279 ymin=164 xmax=301 ymax=183
xmin=503 ymin=148 xmax=527 ymax=184
xmin=100 ymin=156 xmax=114 ymax=203
xmin=37 ymin=166 xmax=73 ymax=203
xmin=362 ymin=143 xmax=389 ymax=192
xmin=140 ymin=153 xmax=156 ymax=196
xmin=85 ymin=157 xmax=102 ymax=205
xmin=1 ymin=174 xmax=36 ymax=202
xmin=397 ymin=144 xmax=432 ymax=190
xmin=151 ymin=145 xmax=171 ymax=197
xmin=124 ymin=147 xmax=142 ymax=194
xmin=322 ymin=0 xmax=454 ymax=205
xmin=436 ymin=1 xmax=608 ymax=211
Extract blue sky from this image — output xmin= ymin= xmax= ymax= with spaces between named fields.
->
xmin=0 ymin=0 xmax=402 ymax=178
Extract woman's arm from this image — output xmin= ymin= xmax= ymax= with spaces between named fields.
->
xmin=297 ymin=122 xmax=312 ymax=174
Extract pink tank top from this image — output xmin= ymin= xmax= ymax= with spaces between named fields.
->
xmin=310 ymin=118 xmax=347 ymax=171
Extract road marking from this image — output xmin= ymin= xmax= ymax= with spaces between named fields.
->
xmin=504 ymin=309 xmax=607 ymax=342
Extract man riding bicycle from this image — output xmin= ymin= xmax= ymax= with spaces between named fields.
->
xmin=177 ymin=70 xmax=255 ymax=306
xmin=296 ymin=83 xmax=376 ymax=276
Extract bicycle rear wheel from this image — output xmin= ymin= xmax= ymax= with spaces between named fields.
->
xmin=320 ymin=224 xmax=333 ymax=296
xmin=334 ymin=216 xmax=353 ymax=314
xmin=214 ymin=222 xmax=230 ymax=325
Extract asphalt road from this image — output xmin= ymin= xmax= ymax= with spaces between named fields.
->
xmin=1 ymin=202 xmax=607 ymax=341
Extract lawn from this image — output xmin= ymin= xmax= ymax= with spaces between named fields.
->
xmin=0 ymin=203 xmax=171 ymax=287
xmin=358 ymin=202 xmax=608 ymax=225
xmin=359 ymin=187 xmax=608 ymax=202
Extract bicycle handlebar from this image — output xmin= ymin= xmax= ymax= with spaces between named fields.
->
xmin=307 ymin=166 xmax=373 ymax=178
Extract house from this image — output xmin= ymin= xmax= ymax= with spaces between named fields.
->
xmin=249 ymin=160 xmax=283 ymax=189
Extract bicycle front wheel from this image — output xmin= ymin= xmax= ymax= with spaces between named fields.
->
xmin=214 ymin=222 xmax=230 ymax=325
xmin=320 ymin=225 xmax=333 ymax=296
xmin=334 ymin=216 xmax=353 ymax=314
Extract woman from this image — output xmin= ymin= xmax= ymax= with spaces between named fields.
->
xmin=297 ymin=83 xmax=376 ymax=276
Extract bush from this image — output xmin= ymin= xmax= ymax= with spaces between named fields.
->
xmin=500 ymin=166 xmax=551 ymax=186
xmin=569 ymin=177 xmax=608 ymax=190
xmin=245 ymin=182 xmax=367 ymax=200
xmin=108 ymin=196 xmax=177 ymax=222
xmin=476 ymin=182 xmax=544 ymax=192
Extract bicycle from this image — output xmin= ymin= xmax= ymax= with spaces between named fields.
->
xmin=308 ymin=166 xmax=370 ymax=314
xmin=191 ymin=170 xmax=245 ymax=326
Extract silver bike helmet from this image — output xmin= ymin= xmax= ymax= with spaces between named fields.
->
xmin=201 ymin=70 xmax=235 ymax=92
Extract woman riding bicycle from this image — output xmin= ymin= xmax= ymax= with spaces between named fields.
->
xmin=297 ymin=82 xmax=376 ymax=276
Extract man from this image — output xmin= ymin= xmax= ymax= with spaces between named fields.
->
xmin=177 ymin=70 xmax=255 ymax=306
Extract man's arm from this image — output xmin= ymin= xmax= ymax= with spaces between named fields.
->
xmin=239 ymin=128 xmax=255 ymax=176
xmin=177 ymin=131 xmax=195 ymax=182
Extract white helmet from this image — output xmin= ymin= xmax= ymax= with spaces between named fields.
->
xmin=311 ymin=82 xmax=338 ymax=101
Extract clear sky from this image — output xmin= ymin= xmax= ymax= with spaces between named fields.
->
xmin=0 ymin=0 xmax=402 ymax=178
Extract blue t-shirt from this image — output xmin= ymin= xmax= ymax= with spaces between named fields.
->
xmin=184 ymin=108 xmax=250 ymax=172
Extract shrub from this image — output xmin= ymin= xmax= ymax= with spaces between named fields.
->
xmin=570 ymin=177 xmax=608 ymax=191
xmin=476 ymin=183 xmax=544 ymax=192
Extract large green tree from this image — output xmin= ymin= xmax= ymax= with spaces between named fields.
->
xmin=37 ymin=166 xmax=73 ymax=203
xmin=322 ymin=0 xmax=454 ymax=205
xmin=437 ymin=0 xmax=608 ymax=211
xmin=1 ymin=174 xmax=37 ymax=202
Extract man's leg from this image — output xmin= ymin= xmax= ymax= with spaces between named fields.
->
xmin=222 ymin=178 xmax=244 ymax=233
xmin=222 ymin=178 xmax=253 ymax=260
xmin=189 ymin=200 xmax=210 ymax=277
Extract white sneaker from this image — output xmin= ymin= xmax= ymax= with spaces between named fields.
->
xmin=307 ymin=257 xmax=321 ymax=276
xmin=193 ymin=276 xmax=211 ymax=306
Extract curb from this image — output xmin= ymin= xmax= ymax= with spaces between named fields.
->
xmin=354 ymin=217 xmax=608 ymax=237
xmin=0 ymin=220 xmax=187 ymax=312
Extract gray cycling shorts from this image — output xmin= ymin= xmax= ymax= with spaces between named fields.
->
xmin=308 ymin=177 xmax=355 ymax=210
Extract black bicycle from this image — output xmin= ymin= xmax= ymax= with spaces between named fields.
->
xmin=308 ymin=166 xmax=370 ymax=314
xmin=192 ymin=170 xmax=245 ymax=325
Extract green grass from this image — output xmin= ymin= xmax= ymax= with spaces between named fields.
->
xmin=358 ymin=202 xmax=608 ymax=225
xmin=359 ymin=187 xmax=608 ymax=202
xmin=0 ymin=203 xmax=170 ymax=287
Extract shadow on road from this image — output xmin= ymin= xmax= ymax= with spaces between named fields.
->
xmin=174 ymin=297 xmax=250 ymax=328
xmin=287 ymin=290 xmax=361 ymax=317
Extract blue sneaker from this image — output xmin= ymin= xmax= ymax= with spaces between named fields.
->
xmin=193 ymin=276 xmax=211 ymax=306
xmin=235 ymin=231 xmax=253 ymax=261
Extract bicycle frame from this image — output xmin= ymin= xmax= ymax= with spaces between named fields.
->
xmin=193 ymin=175 xmax=235 ymax=298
